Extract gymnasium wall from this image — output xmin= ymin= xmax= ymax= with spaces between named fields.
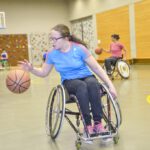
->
xmin=0 ymin=0 xmax=69 ymax=34
xmin=0 ymin=0 xmax=69 ymax=66
xmin=135 ymin=0 xmax=150 ymax=58
xmin=0 ymin=33 xmax=51 ymax=67
xmin=0 ymin=34 xmax=28 ymax=66
xmin=69 ymin=0 xmax=129 ymax=20
xmin=67 ymin=0 xmax=150 ymax=61
xmin=96 ymin=6 xmax=130 ymax=61
xmin=67 ymin=0 xmax=140 ymax=20
xmin=1 ymin=0 xmax=150 ymax=65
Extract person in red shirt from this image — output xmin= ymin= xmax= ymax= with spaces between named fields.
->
xmin=103 ymin=34 xmax=127 ymax=75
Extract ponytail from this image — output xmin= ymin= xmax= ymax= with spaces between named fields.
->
xmin=52 ymin=24 xmax=88 ymax=47
xmin=69 ymin=35 xmax=87 ymax=48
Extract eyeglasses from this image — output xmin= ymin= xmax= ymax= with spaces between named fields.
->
xmin=50 ymin=36 xmax=64 ymax=42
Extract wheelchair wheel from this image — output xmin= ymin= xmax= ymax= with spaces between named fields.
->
xmin=113 ymin=134 xmax=119 ymax=144
xmin=100 ymin=83 xmax=122 ymax=131
xmin=45 ymin=85 xmax=65 ymax=139
xmin=117 ymin=60 xmax=130 ymax=79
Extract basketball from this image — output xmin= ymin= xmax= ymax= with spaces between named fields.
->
xmin=95 ymin=48 xmax=103 ymax=55
xmin=6 ymin=69 xmax=30 ymax=94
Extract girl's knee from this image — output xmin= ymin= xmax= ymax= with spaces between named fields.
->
xmin=77 ymin=82 xmax=87 ymax=91
xmin=85 ymin=77 xmax=99 ymax=89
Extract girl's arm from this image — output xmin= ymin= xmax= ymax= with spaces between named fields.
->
xmin=101 ymin=44 xmax=111 ymax=53
xmin=85 ymin=55 xmax=117 ymax=98
xmin=18 ymin=59 xmax=53 ymax=77
xmin=102 ymin=48 xmax=111 ymax=53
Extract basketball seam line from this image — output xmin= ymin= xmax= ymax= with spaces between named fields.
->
xmin=13 ymin=70 xmax=27 ymax=92
xmin=7 ymin=80 xmax=30 ymax=89
xmin=7 ymin=76 xmax=30 ymax=88
xmin=9 ymin=71 xmax=29 ymax=92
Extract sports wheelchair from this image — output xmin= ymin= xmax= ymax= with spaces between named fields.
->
xmin=103 ymin=58 xmax=130 ymax=80
xmin=45 ymin=82 xmax=122 ymax=150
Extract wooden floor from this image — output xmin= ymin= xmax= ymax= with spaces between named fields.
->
xmin=0 ymin=64 xmax=150 ymax=150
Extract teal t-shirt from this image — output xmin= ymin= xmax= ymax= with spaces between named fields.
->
xmin=46 ymin=42 xmax=93 ymax=82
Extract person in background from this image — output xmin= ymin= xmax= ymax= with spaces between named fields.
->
xmin=42 ymin=49 xmax=48 ymax=62
xmin=19 ymin=24 xmax=117 ymax=136
xmin=0 ymin=49 xmax=8 ymax=68
xmin=102 ymin=34 xmax=127 ymax=75
xmin=0 ymin=48 xmax=2 ymax=68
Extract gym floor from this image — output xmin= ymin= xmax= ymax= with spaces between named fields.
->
xmin=0 ymin=64 xmax=150 ymax=150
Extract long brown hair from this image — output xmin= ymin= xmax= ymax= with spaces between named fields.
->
xmin=52 ymin=24 xmax=87 ymax=47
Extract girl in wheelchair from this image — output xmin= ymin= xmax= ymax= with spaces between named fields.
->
xmin=102 ymin=34 xmax=127 ymax=76
xmin=19 ymin=24 xmax=118 ymax=145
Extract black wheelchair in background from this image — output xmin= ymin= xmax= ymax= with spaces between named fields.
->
xmin=103 ymin=58 xmax=130 ymax=80
xmin=45 ymin=82 xmax=122 ymax=150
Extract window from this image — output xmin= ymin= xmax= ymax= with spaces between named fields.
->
xmin=0 ymin=12 xmax=6 ymax=29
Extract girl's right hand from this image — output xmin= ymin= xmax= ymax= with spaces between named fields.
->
xmin=18 ymin=59 xmax=33 ymax=72
xmin=108 ymin=84 xmax=117 ymax=99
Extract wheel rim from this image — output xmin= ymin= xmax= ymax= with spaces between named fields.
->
xmin=46 ymin=85 xmax=65 ymax=139
xmin=45 ymin=87 xmax=55 ymax=135
xmin=100 ymin=83 xmax=122 ymax=130
xmin=117 ymin=61 xmax=130 ymax=78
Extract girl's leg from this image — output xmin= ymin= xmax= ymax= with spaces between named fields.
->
xmin=105 ymin=57 xmax=117 ymax=74
xmin=84 ymin=76 xmax=102 ymax=123
xmin=63 ymin=79 xmax=91 ymax=126
xmin=104 ymin=58 xmax=112 ymax=73
xmin=84 ymin=76 xmax=107 ymax=133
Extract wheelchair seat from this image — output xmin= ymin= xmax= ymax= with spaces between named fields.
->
xmin=66 ymin=95 xmax=76 ymax=103
xmin=64 ymin=87 xmax=76 ymax=104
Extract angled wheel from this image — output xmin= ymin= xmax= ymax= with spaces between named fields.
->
xmin=100 ymin=83 xmax=122 ymax=131
xmin=45 ymin=85 xmax=65 ymax=139
xmin=117 ymin=60 xmax=130 ymax=79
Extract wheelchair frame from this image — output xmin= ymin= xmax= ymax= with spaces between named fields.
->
xmin=103 ymin=59 xmax=130 ymax=80
xmin=45 ymin=83 xmax=122 ymax=149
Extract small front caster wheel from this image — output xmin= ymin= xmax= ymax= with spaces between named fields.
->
xmin=75 ymin=140 xmax=81 ymax=150
xmin=113 ymin=135 xmax=119 ymax=144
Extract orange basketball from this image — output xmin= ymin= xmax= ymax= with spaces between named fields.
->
xmin=95 ymin=48 xmax=103 ymax=55
xmin=6 ymin=69 xmax=30 ymax=94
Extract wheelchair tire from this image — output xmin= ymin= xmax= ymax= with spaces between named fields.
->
xmin=45 ymin=85 xmax=65 ymax=139
xmin=117 ymin=60 xmax=130 ymax=79
xmin=100 ymin=83 xmax=122 ymax=130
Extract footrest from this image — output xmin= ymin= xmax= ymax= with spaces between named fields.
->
xmin=90 ymin=131 xmax=110 ymax=137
